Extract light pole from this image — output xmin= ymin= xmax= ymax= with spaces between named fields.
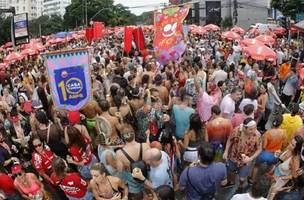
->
xmin=89 ymin=7 xmax=112 ymax=25
xmin=85 ymin=0 xmax=88 ymax=27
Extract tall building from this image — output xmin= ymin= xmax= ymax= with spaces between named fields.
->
xmin=10 ymin=0 xmax=35 ymax=19
xmin=0 ymin=0 xmax=7 ymax=8
xmin=36 ymin=0 xmax=43 ymax=17
xmin=189 ymin=0 xmax=272 ymax=29
xmin=43 ymin=0 xmax=71 ymax=17
xmin=3 ymin=0 xmax=42 ymax=19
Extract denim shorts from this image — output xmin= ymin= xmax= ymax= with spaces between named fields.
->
xmin=226 ymin=159 xmax=253 ymax=178
xmin=256 ymin=150 xmax=278 ymax=165
xmin=78 ymin=155 xmax=97 ymax=179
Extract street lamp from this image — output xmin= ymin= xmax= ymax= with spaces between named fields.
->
xmin=89 ymin=7 xmax=112 ymax=26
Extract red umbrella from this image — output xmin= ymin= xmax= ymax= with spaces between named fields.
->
xmin=231 ymin=26 xmax=245 ymax=35
xmin=290 ymin=27 xmax=299 ymax=34
xmin=191 ymin=26 xmax=207 ymax=35
xmin=0 ymin=63 xmax=8 ymax=69
xmin=49 ymin=38 xmax=65 ymax=44
xmin=221 ymin=31 xmax=240 ymax=40
xmin=248 ymin=27 xmax=260 ymax=36
xmin=255 ymin=35 xmax=275 ymax=45
xmin=31 ymin=43 xmax=45 ymax=51
xmin=20 ymin=49 xmax=38 ymax=56
xmin=3 ymin=52 xmax=24 ymax=63
xmin=273 ymin=26 xmax=285 ymax=35
xmin=243 ymin=44 xmax=276 ymax=61
xmin=241 ymin=38 xmax=264 ymax=46
xmin=203 ymin=24 xmax=220 ymax=31
xmin=3 ymin=42 xmax=12 ymax=48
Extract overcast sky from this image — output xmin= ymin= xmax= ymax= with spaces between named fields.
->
xmin=114 ymin=0 xmax=169 ymax=15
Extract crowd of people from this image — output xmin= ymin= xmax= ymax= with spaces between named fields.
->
xmin=0 ymin=26 xmax=304 ymax=200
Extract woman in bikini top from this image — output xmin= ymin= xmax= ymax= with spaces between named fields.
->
xmin=90 ymin=163 xmax=128 ymax=200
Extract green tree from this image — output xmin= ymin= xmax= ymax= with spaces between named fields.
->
xmin=0 ymin=17 xmax=12 ymax=45
xmin=64 ymin=0 xmax=136 ymax=29
xmin=221 ymin=17 xmax=233 ymax=29
xmin=271 ymin=0 xmax=304 ymax=19
xmin=136 ymin=11 xmax=154 ymax=25
xmin=29 ymin=15 xmax=64 ymax=37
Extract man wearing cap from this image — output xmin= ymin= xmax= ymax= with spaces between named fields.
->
xmin=223 ymin=118 xmax=262 ymax=192
xmin=0 ymin=170 xmax=21 ymax=200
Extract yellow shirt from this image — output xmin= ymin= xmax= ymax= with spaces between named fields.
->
xmin=280 ymin=114 xmax=303 ymax=141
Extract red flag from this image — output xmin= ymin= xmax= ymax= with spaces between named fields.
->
xmin=133 ymin=27 xmax=146 ymax=51
xmin=124 ymin=26 xmax=133 ymax=53
xmin=85 ymin=28 xmax=93 ymax=42
xmin=93 ymin=21 xmax=103 ymax=40
xmin=153 ymin=5 xmax=190 ymax=64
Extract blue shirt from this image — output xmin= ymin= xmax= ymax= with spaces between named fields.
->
xmin=173 ymin=105 xmax=195 ymax=139
xmin=179 ymin=162 xmax=227 ymax=200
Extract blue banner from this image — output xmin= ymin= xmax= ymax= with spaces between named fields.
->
xmin=44 ymin=49 xmax=91 ymax=111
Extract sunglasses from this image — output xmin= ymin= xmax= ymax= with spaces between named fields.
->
xmin=16 ymin=173 xmax=22 ymax=177
xmin=34 ymin=143 xmax=42 ymax=148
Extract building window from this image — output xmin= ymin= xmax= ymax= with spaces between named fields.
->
xmin=16 ymin=0 xmax=19 ymax=3
xmin=23 ymin=6 xmax=25 ymax=11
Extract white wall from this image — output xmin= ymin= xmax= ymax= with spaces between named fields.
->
xmin=6 ymin=0 xmax=42 ymax=19
xmin=43 ymin=0 xmax=71 ymax=17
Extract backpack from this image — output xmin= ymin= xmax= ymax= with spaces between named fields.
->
xmin=121 ymin=143 xmax=148 ymax=180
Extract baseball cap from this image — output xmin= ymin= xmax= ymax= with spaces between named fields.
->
xmin=11 ymin=164 xmax=22 ymax=174
xmin=68 ymin=111 xmax=81 ymax=124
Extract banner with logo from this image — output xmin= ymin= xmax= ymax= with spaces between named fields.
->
xmin=153 ymin=4 xmax=190 ymax=65
xmin=44 ymin=49 xmax=91 ymax=111
xmin=13 ymin=13 xmax=29 ymax=46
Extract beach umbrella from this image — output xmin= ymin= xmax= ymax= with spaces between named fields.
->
xmin=20 ymin=48 xmax=38 ymax=56
xmin=221 ymin=31 xmax=240 ymax=40
xmin=243 ymin=44 xmax=276 ymax=61
xmin=3 ymin=52 xmax=24 ymax=63
xmin=203 ymin=24 xmax=220 ymax=31
xmin=231 ymin=26 xmax=245 ymax=35
xmin=256 ymin=35 xmax=275 ymax=45
xmin=241 ymin=38 xmax=264 ymax=46
xmin=0 ymin=63 xmax=8 ymax=69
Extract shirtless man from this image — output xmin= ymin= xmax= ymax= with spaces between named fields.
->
xmin=205 ymin=105 xmax=233 ymax=161
xmin=152 ymin=74 xmax=169 ymax=105
xmin=98 ymin=99 xmax=123 ymax=145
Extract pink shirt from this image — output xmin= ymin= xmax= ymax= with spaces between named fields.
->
xmin=231 ymin=113 xmax=246 ymax=128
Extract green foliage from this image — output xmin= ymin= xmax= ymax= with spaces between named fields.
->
xmin=221 ymin=17 xmax=233 ymax=29
xmin=271 ymin=0 xmax=304 ymax=19
xmin=136 ymin=11 xmax=154 ymax=25
xmin=64 ymin=0 xmax=136 ymax=28
xmin=29 ymin=15 xmax=64 ymax=37
xmin=0 ymin=17 xmax=12 ymax=45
